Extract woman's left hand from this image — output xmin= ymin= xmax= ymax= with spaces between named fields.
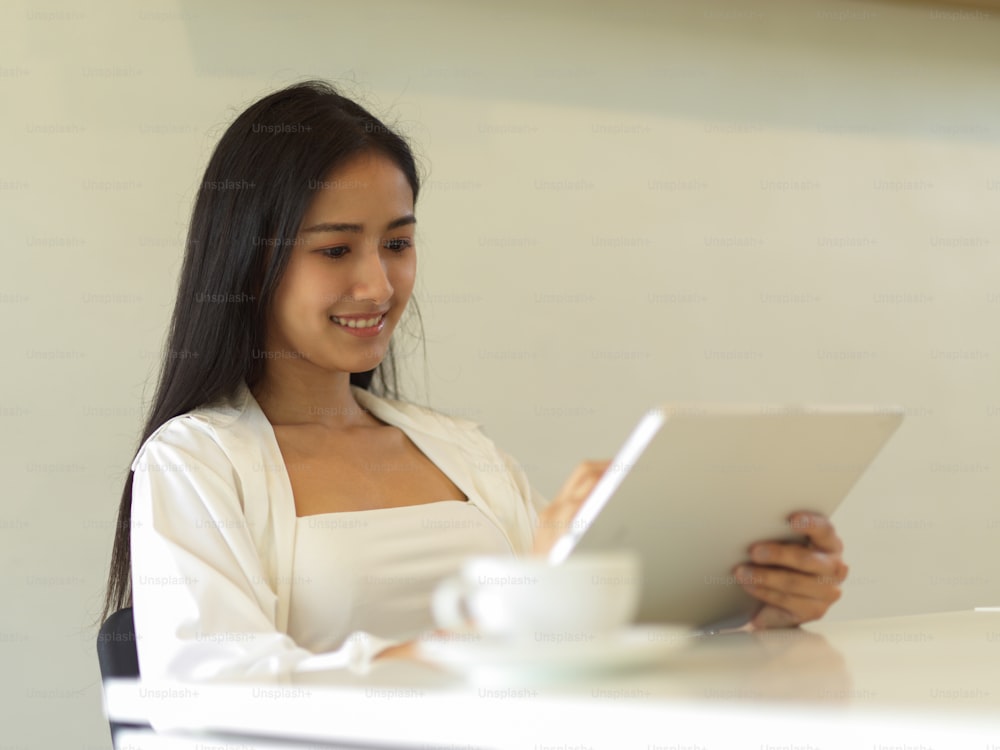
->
xmin=733 ymin=512 xmax=849 ymax=629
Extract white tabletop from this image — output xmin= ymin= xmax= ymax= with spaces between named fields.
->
xmin=105 ymin=609 xmax=1000 ymax=749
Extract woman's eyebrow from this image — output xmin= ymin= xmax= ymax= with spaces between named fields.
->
xmin=301 ymin=214 xmax=417 ymax=234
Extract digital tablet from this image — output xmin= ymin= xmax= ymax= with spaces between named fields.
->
xmin=547 ymin=404 xmax=904 ymax=630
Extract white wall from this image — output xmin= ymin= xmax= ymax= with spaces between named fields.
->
xmin=2 ymin=0 xmax=998 ymax=746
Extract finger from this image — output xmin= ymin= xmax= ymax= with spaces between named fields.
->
xmin=733 ymin=564 xmax=843 ymax=603
xmin=834 ymin=560 xmax=850 ymax=584
xmin=553 ymin=459 xmax=611 ymax=503
xmin=749 ymin=604 xmax=801 ymax=630
xmin=535 ymin=460 xmax=611 ymax=543
xmin=744 ymin=585 xmax=835 ymax=627
xmin=789 ymin=512 xmax=843 ymax=554
xmin=748 ymin=542 xmax=845 ymax=580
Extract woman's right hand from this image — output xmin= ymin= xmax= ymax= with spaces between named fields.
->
xmin=531 ymin=460 xmax=611 ymax=556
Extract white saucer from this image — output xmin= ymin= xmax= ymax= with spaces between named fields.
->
xmin=416 ymin=626 xmax=693 ymax=684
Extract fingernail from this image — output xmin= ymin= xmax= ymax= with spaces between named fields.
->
xmin=752 ymin=546 xmax=769 ymax=562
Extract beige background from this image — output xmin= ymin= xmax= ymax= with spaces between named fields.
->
xmin=1 ymin=0 xmax=998 ymax=745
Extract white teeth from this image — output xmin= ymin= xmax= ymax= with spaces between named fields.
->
xmin=331 ymin=315 xmax=382 ymax=329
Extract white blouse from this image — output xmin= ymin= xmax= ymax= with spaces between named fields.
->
xmin=287 ymin=500 xmax=512 ymax=651
xmin=129 ymin=382 xmax=547 ymax=689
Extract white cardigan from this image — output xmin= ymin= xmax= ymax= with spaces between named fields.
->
xmin=129 ymin=382 xmax=546 ymax=683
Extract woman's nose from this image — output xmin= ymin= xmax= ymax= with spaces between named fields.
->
xmin=351 ymin=244 xmax=393 ymax=304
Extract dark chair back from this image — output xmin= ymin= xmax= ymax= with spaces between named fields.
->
xmin=97 ymin=607 xmax=139 ymax=679
xmin=97 ymin=607 xmax=149 ymax=746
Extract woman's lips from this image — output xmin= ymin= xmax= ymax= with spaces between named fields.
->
xmin=329 ymin=313 xmax=387 ymax=338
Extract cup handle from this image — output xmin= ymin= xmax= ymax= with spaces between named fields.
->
xmin=432 ymin=576 xmax=472 ymax=630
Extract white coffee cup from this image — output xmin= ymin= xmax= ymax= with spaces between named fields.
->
xmin=431 ymin=552 xmax=641 ymax=640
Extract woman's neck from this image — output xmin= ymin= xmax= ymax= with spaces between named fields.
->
xmin=251 ymin=368 xmax=374 ymax=429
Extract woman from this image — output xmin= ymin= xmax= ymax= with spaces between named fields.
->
xmin=102 ymin=80 xmax=848 ymax=681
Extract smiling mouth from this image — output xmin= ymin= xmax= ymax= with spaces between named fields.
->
xmin=329 ymin=313 xmax=386 ymax=330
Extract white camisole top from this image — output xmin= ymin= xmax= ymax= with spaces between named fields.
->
xmin=286 ymin=500 xmax=512 ymax=651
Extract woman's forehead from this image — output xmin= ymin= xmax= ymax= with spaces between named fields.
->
xmin=300 ymin=153 xmax=415 ymax=227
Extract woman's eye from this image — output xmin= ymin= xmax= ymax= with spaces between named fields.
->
xmin=384 ymin=238 xmax=412 ymax=253
xmin=320 ymin=246 xmax=349 ymax=259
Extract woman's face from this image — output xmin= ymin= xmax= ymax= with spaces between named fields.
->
xmin=264 ymin=151 xmax=416 ymax=377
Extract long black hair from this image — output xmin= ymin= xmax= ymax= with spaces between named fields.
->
xmin=101 ymin=80 xmax=422 ymax=622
